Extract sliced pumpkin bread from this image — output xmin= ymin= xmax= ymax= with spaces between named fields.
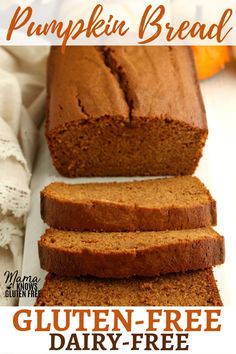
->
xmin=41 ymin=176 xmax=216 ymax=232
xmin=35 ymin=269 xmax=222 ymax=306
xmin=38 ymin=227 xmax=224 ymax=278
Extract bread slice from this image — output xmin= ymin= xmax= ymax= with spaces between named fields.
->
xmin=38 ymin=227 xmax=224 ymax=278
xmin=41 ymin=176 xmax=216 ymax=232
xmin=35 ymin=269 xmax=222 ymax=306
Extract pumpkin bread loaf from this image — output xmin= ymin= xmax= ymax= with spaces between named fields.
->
xmin=46 ymin=46 xmax=207 ymax=177
xmin=35 ymin=269 xmax=222 ymax=306
xmin=38 ymin=227 xmax=224 ymax=278
xmin=41 ymin=176 xmax=216 ymax=232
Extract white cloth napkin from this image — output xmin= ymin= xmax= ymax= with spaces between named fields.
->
xmin=0 ymin=47 xmax=48 ymax=305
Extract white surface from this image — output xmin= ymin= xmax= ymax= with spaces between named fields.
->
xmin=20 ymin=65 xmax=236 ymax=306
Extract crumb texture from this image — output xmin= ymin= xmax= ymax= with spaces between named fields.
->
xmin=43 ymin=176 xmax=212 ymax=207
xmin=35 ymin=269 xmax=223 ymax=306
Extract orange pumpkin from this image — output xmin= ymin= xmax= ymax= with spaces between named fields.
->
xmin=192 ymin=46 xmax=230 ymax=80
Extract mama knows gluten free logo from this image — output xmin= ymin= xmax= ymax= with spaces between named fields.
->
xmin=4 ymin=270 xmax=40 ymax=298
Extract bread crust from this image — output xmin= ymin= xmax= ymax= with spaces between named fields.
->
xmin=38 ymin=229 xmax=224 ymax=278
